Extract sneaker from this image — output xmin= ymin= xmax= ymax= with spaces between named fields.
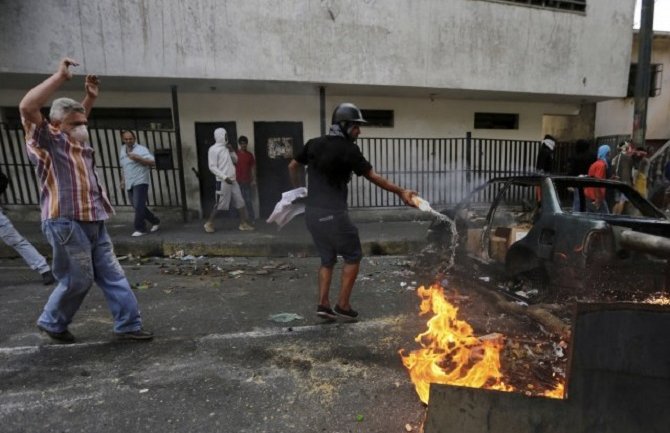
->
xmin=131 ymin=231 xmax=146 ymax=237
xmin=334 ymin=304 xmax=359 ymax=319
xmin=114 ymin=329 xmax=154 ymax=341
xmin=317 ymin=305 xmax=337 ymax=320
xmin=150 ymin=224 xmax=160 ymax=233
xmin=41 ymin=271 xmax=56 ymax=285
xmin=37 ymin=325 xmax=75 ymax=343
xmin=204 ymin=222 xmax=215 ymax=233
xmin=238 ymin=223 xmax=255 ymax=231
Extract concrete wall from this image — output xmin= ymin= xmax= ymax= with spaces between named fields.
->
xmin=0 ymin=0 xmax=635 ymax=99
xmin=596 ymin=34 xmax=670 ymax=139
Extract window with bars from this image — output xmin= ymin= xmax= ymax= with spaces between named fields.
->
xmin=360 ymin=109 xmax=394 ymax=128
xmin=627 ymin=63 xmax=664 ymax=98
xmin=474 ymin=112 xmax=519 ymax=130
xmin=0 ymin=107 xmax=173 ymax=130
xmin=486 ymin=0 xmax=586 ymax=13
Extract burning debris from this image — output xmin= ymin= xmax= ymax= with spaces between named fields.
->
xmin=399 ymin=283 xmax=565 ymax=405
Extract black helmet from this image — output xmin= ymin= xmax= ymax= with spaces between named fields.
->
xmin=332 ymin=103 xmax=367 ymax=124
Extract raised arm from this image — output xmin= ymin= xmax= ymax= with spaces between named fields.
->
xmin=82 ymin=74 xmax=100 ymax=117
xmin=19 ymin=57 xmax=78 ymax=125
xmin=364 ymin=168 xmax=417 ymax=207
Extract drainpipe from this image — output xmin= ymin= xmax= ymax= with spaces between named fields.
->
xmin=632 ymin=0 xmax=654 ymax=150
xmin=320 ymin=86 xmax=326 ymax=136
xmin=171 ymin=85 xmax=189 ymax=222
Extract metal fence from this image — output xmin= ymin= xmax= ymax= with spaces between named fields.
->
xmin=1 ymin=123 xmax=603 ymax=211
xmin=0 ymin=123 xmax=183 ymax=208
xmin=350 ymin=135 xmax=546 ymax=208
xmin=596 ymin=134 xmax=631 ymax=152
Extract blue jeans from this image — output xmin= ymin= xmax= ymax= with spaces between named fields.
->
xmin=0 ymin=209 xmax=50 ymax=274
xmin=239 ymin=182 xmax=255 ymax=220
xmin=38 ymin=219 xmax=142 ymax=333
xmin=128 ymin=183 xmax=159 ymax=232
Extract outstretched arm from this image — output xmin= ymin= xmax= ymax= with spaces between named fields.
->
xmin=19 ymin=57 xmax=78 ymax=125
xmin=364 ymin=168 xmax=417 ymax=207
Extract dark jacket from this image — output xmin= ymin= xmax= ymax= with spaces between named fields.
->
xmin=535 ymin=145 xmax=554 ymax=174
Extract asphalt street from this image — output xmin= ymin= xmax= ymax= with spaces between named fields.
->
xmin=1 ymin=255 xmax=429 ymax=433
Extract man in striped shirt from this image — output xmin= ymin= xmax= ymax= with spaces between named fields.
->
xmin=19 ymin=57 xmax=152 ymax=343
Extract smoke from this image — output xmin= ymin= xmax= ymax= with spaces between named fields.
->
xmin=353 ymin=137 xmax=540 ymax=208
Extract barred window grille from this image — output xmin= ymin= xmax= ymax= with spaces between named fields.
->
xmin=493 ymin=0 xmax=586 ymax=13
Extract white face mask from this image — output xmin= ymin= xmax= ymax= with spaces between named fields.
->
xmin=69 ymin=125 xmax=89 ymax=143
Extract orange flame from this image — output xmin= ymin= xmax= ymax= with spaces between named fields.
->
xmin=400 ymin=283 xmax=564 ymax=404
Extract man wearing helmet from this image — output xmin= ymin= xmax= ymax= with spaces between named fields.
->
xmin=288 ymin=103 xmax=417 ymax=320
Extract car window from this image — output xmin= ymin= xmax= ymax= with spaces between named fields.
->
xmin=456 ymin=181 xmax=505 ymax=226
xmin=489 ymin=182 xmax=538 ymax=229
xmin=551 ymin=179 xmax=664 ymax=218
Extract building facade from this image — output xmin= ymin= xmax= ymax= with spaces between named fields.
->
xmin=0 ymin=0 xmax=637 ymax=216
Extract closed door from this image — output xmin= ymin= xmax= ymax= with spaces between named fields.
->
xmin=253 ymin=122 xmax=304 ymax=218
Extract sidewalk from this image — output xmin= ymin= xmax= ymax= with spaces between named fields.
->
xmin=0 ymin=213 xmax=432 ymax=259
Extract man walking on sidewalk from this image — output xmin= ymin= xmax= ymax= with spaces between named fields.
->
xmin=204 ymin=127 xmax=254 ymax=232
xmin=288 ymin=103 xmax=417 ymax=320
xmin=119 ymin=130 xmax=161 ymax=236
xmin=18 ymin=57 xmax=152 ymax=343
xmin=1 ymin=171 xmax=55 ymax=285
xmin=235 ymin=135 xmax=257 ymax=222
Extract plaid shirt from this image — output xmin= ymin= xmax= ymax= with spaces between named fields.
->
xmin=23 ymin=119 xmax=113 ymax=221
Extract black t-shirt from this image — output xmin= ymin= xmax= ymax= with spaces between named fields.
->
xmin=295 ymin=135 xmax=372 ymax=210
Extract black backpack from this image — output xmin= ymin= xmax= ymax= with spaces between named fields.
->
xmin=0 ymin=171 xmax=9 ymax=196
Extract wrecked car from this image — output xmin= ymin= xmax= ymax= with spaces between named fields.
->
xmin=428 ymin=175 xmax=670 ymax=298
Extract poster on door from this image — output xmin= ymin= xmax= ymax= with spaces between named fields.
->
xmin=267 ymin=137 xmax=294 ymax=159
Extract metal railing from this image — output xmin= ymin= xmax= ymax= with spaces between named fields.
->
xmin=350 ymin=135 xmax=545 ymax=208
xmin=2 ymin=123 xmax=598 ymax=211
xmin=0 ymin=123 xmax=183 ymax=208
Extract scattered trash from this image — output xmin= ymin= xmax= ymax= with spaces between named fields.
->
xmin=405 ymin=423 xmax=413 ymax=431
xmin=400 ymin=282 xmax=407 ymax=287
xmin=514 ymin=300 xmax=529 ymax=307
xmin=441 ymin=279 xmax=449 ymax=286
xmin=268 ymin=313 xmax=304 ymax=323
xmin=117 ymin=255 xmax=129 ymax=261
xmin=479 ymin=276 xmax=490 ymax=282
xmin=356 ymin=414 xmax=364 ymax=422
xmin=553 ymin=342 xmax=564 ymax=358
xmin=139 ymin=388 xmax=149 ymax=394
xmin=133 ymin=281 xmax=151 ymax=290
xmin=229 ymin=270 xmax=245 ymax=276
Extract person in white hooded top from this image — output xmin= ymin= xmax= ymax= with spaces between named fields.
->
xmin=203 ymin=127 xmax=254 ymax=232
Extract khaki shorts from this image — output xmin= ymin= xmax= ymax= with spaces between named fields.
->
xmin=215 ymin=180 xmax=245 ymax=211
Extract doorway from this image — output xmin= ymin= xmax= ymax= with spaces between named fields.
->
xmin=253 ymin=122 xmax=304 ymax=218
xmin=194 ymin=122 xmax=237 ymax=216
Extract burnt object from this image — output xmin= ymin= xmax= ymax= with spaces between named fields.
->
xmin=424 ymin=303 xmax=670 ymax=433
